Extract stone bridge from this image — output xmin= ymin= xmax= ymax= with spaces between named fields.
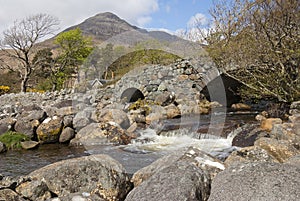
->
xmin=81 ymin=30 xmax=244 ymax=107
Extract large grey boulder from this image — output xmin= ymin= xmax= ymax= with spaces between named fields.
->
xmin=96 ymin=109 xmax=130 ymax=129
xmin=0 ymin=117 xmax=15 ymax=135
xmin=208 ymin=162 xmax=300 ymax=201
xmin=70 ymin=122 xmax=134 ymax=146
xmin=72 ymin=108 xmax=94 ymax=131
xmin=14 ymin=110 xmax=46 ymax=138
xmin=29 ymin=154 xmax=133 ymax=200
xmin=126 ymin=147 xmax=224 ymax=201
xmin=59 ymin=127 xmax=75 ymax=143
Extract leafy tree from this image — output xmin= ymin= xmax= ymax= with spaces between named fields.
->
xmin=0 ymin=14 xmax=59 ymax=92
xmin=34 ymin=28 xmax=93 ymax=91
xmin=201 ymin=0 xmax=300 ymax=102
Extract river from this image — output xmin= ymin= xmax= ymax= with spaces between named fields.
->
xmin=0 ymin=112 xmax=257 ymax=177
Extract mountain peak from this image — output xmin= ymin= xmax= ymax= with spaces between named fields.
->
xmin=64 ymin=12 xmax=139 ymax=41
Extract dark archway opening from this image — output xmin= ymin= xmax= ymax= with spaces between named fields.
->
xmin=121 ymin=88 xmax=145 ymax=103
xmin=201 ymin=74 xmax=244 ymax=107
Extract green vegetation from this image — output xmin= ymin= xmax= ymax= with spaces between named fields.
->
xmin=0 ymin=131 xmax=30 ymax=150
xmin=34 ymin=28 xmax=94 ymax=91
xmin=107 ymin=49 xmax=180 ymax=80
xmin=82 ymin=42 xmax=180 ymax=84
xmin=128 ymin=99 xmax=155 ymax=116
xmin=201 ymin=0 xmax=300 ymax=103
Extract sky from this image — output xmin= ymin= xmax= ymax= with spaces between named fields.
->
xmin=0 ymin=0 xmax=213 ymax=37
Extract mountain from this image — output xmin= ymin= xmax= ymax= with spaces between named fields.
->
xmin=63 ymin=12 xmax=139 ymax=42
xmin=61 ymin=12 xmax=188 ymax=45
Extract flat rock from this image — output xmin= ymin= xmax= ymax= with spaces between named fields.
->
xmin=20 ymin=141 xmax=39 ymax=150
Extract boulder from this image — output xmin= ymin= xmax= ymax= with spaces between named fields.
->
xmin=57 ymin=106 xmax=75 ymax=117
xmin=208 ymin=162 xmax=300 ymax=201
xmin=70 ymin=122 xmax=135 ymax=147
xmin=225 ymin=146 xmax=278 ymax=166
xmin=271 ymin=123 xmax=300 ymax=148
xmin=72 ymin=109 xmax=93 ymax=131
xmin=155 ymin=91 xmax=175 ymax=106
xmin=70 ymin=123 xmax=108 ymax=146
xmin=0 ymin=117 xmax=15 ymax=135
xmin=254 ymin=137 xmax=299 ymax=162
xmin=97 ymin=109 xmax=130 ymax=129
xmin=14 ymin=117 xmax=39 ymax=139
xmin=165 ymin=104 xmax=181 ymax=119
xmin=29 ymin=154 xmax=133 ymax=200
xmin=231 ymin=103 xmax=251 ymax=110
xmin=0 ymin=189 xmax=26 ymax=201
xmin=20 ymin=141 xmax=39 ymax=150
xmin=59 ymin=127 xmax=75 ymax=143
xmin=62 ymin=115 xmax=73 ymax=128
xmin=127 ymin=147 xmax=224 ymax=201
xmin=48 ymin=193 xmax=105 ymax=201
xmin=36 ymin=116 xmax=63 ymax=143
xmin=260 ymin=118 xmax=282 ymax=131
xmin=231 ymin=124 xmax=268 ymax=147
xmin=15 ymin=180 xmax=51 ymax=201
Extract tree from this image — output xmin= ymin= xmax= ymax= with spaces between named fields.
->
xmin=34 ymin=28 xmax=93 ymax=91
xmin=0 ymin=14 xmax=59 ymax=92
xmin=201 ymin=0 xmax=300 ymax=102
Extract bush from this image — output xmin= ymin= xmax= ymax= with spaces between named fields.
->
xmin=0 ymin=131 xmax=30 ymax=150
xmin=0 ymin=85 xmax=10 ymax=95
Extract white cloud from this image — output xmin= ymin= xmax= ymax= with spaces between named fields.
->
xmin=0 ymin=0 xmax=159 ymax=35
xmin=187 ymin=13 xmax=208 ymax=28
xmin=175 ymin=13 xmax=211 ymax=42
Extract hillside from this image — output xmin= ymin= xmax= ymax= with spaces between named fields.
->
xmin=0 ymin=12 xmax=204 ymax=92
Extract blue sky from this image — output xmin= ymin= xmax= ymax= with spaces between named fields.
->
xmin=0 ymin=0 xmax=213 ymax=37
xmin=147 ymin=0 xmax=212 ymax=32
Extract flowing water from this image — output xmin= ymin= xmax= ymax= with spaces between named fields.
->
xmin=0 ymin=112 xmax=257 ymax=177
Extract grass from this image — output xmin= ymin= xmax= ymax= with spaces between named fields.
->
xmin=0 ymin=131 xmax=30 ymax=150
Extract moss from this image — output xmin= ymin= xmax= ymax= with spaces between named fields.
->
xmin=0 ymin=131 xmax=30 ymax=150
xmin=128 ymin=99 xmax=155 ymax=116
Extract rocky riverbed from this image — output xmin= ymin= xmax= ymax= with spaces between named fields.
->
xmin=0 ymin=59 xmax=300 ymax=200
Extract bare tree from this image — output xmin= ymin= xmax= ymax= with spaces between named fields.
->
xmin=200 ymin=0 xmax=300 ymax=102
xmin=0 ymin=13 xmax=59 ymax=92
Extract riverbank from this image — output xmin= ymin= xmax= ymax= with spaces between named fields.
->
xmin=0 ymin=59 xmax=299 ymax=200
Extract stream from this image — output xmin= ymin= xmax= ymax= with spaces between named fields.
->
xmin=0 ymin=112 xmax=257 ymax=177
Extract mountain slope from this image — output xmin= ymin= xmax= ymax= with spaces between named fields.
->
xmin=64 ymin=12 xmax=139 ymax=42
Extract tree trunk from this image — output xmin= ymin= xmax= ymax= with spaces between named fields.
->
xmin=20 ymin=76 xmax=28 ymax=93
xmin=52 ymin=82 xmax=57 ymax=92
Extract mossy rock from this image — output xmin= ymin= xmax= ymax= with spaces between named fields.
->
xmin=36 ymin=116 xmax=63 ymax=143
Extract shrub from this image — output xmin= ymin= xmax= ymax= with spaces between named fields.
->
xmin=0 ymin=85 xmax=10 ymax=95
xmin=0 ymin=131 xmax=30 ymax=150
